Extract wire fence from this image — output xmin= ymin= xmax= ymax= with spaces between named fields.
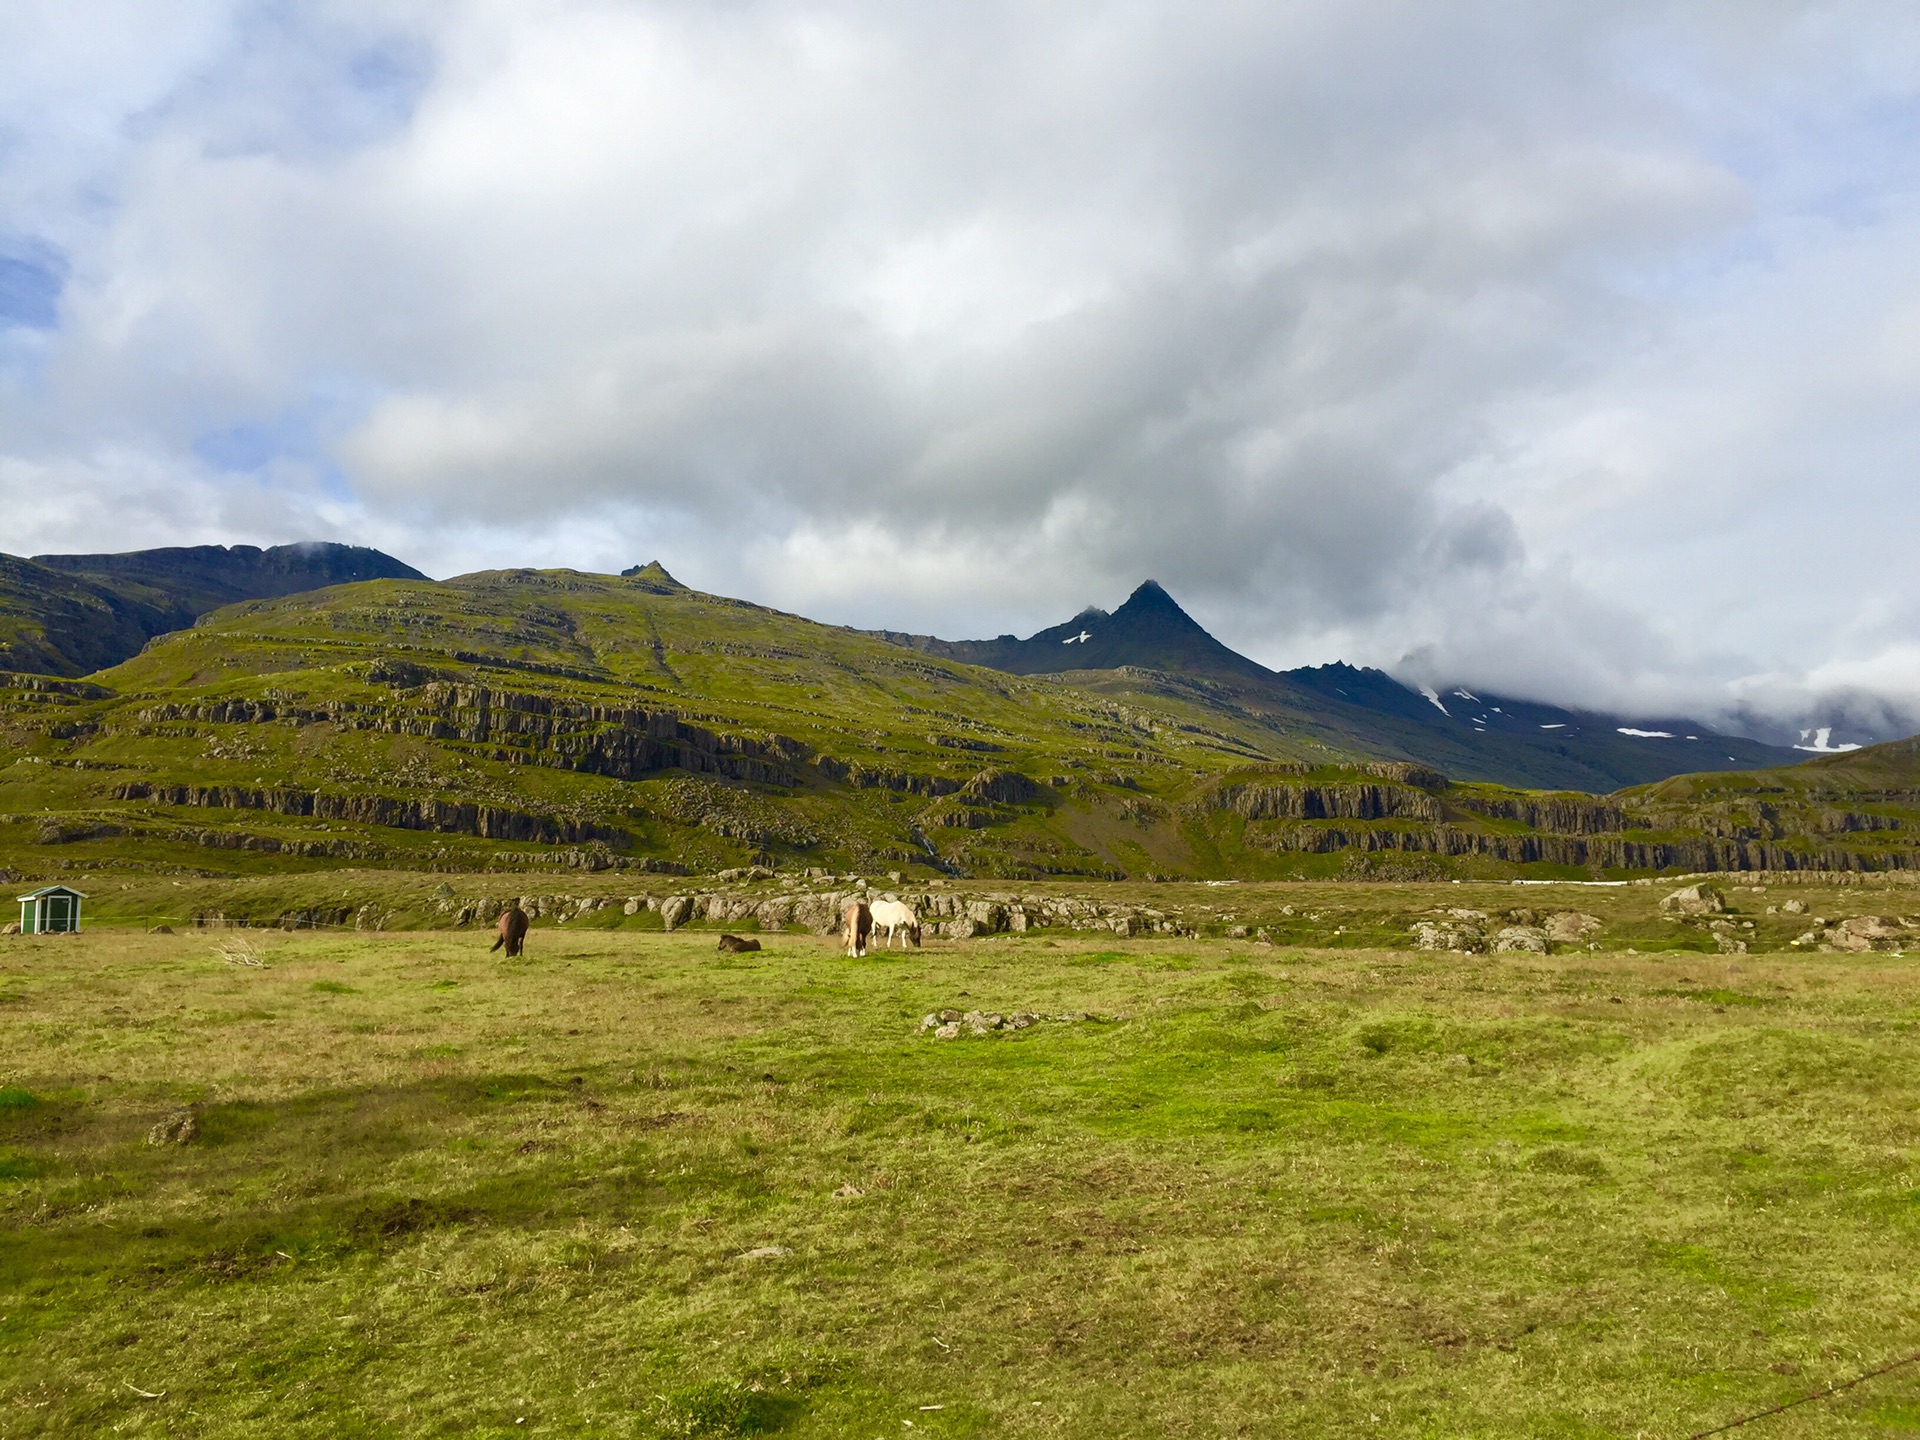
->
xmin=1690 ymin=1349 xmax=1920 ymax=1437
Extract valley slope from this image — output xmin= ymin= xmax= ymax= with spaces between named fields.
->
xmin=0 ymin=542 xmax=423 ymax=677
xmin=0 ymin=563 xmax=1914 ymax=884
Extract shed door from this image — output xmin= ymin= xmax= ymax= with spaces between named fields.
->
xmin=45 ymin=895 xmax=70 ymax=932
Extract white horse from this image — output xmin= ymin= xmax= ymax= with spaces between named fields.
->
xmin=870 ymin=898 xmax=921 ymax=949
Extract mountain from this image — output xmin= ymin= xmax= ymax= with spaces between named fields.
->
xmin=0 ymin=562 xmax=1913 ymax=885
xmin=33 ymin=541 xmax=426 ymax=617
xmin=879 ymin=581 xmax=1804 ymax=792
xmin=0 ymin=553 xmax=182 ymax=677
xmin=0 ymin=542 xmax=426 ymax=676
xmin=887 ymin=580 xmax=1272 ymax=680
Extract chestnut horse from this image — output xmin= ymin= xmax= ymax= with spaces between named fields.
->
xmin=490 ymin=906 xmax=529 ymax=958
xmin=842 ymin=900 xmax=872 ymax=958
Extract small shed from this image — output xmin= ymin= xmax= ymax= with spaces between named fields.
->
xmin=18 ymin=885 xmax=85 ymax=934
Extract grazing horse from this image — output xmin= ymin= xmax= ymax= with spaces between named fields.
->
xmin=869 ymin=898 xmax=921 ymax=949
xmin=490 ymin=906 xmax=529 ymax=958
xmin=842 ymin=901 xmax=873 ymax=958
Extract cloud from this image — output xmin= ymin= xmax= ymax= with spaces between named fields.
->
xmin=0 ymin=1 xmax=1917 ymax=737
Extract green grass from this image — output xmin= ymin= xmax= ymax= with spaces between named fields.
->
xmin=5 ymin=898 xmax=1920 ymax=1436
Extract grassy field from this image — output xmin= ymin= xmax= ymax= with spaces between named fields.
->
xmin=5 ymin=885 xmax=1920 ymax=1437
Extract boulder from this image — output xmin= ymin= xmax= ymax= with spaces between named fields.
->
xmin=965 ymin=900 xmax=1007 ymax=932
xmin=754 ymin=897 xmax=795 ymax=928
xmin=1660 ymin=884 xmax=1726 ymax=916
xmin=147 ymin=1108 xmax=199 ymax=1146
xmin=1781 ymin=899 xmax=1808 ymax=915
xmin=1491 ymin=926 xmax=1549 ymax=954
xmin=1545 ymin=912 xmax=1603 ymax=943
xmin=659 ymin=895 xmax=693 ymax=931
xmin=1825 ymin=916 xmax=1906 ymax=952
xmin=1412 ymin=920 xmax=1484 ymax=953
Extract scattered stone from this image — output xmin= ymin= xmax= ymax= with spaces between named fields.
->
xmin=148 ymin=1108 xmax=199 ymax=1146
xmin=1227 ymin=925 xmax=1249 ymax=939
xmin=0 ymin=922 xmax=18 ymax=936
xmin=922 ymin=1007 xmax=1067 ymax=1037
xmin=832 ymin=1183 xmax=865 ymax=1199
xmin=716 ymin=934 xmax=761 ymax=953
xmin=1781 ymin=899 xmax=1807 ymax=914
xmin=1660 ymin=884 xmax=1726 ymax=916
xmin=739 ymin=1246 xmax=789 ymax=1260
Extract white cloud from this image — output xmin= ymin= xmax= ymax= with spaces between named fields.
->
xmin=0 ymin=0 xmax=1917 ymax=737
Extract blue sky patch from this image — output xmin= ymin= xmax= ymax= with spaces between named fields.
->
xmin=0 ymin=242 xmax=67 ymax=331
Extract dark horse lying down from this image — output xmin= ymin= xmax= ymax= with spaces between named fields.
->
xmin=490 ymin=906 xmax=529 ymax=958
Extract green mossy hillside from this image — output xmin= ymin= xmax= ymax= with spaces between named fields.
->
xmin=0 ymin=567 xmax=1916 ymax=883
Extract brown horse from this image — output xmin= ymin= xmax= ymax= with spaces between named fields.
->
xmin=490 ymin=906 xmax=529 ymax=957
xmin=842 ymin=900 xmax=872 ymax=958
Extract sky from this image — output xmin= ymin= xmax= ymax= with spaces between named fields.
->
xmin=1 ymin=1 xmax=1917 ymax=742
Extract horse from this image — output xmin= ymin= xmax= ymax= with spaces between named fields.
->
xmin=490 ymin=906 xmax=529 ymax=958
xmin=869 ymin=898 xmax=921 ymax=948
xmin=842 ymin=900 xmax=872 ymax=958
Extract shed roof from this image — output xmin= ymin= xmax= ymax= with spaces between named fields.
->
xmin=16 ymin=885 xmax=87 ymax=900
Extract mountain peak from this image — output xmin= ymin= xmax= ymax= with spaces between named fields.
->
xmin=621 ymin=560 xmax=686 ymax=593
xmin=1115 ymin=578 xmax=1198 ymax=622
xmin=907 ymin=579 xmax=1268 ymax=681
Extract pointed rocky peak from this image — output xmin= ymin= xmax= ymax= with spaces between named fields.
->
xmin=1121 ymin=578 xmax=1178 ymax=608
xmin=1112 ymin=579 xmax=1209 ymax=629
xmin=918 ymin=579 xmax=1272 ymax=680
xmin=621 ymin=560 xmax=686 ymax=593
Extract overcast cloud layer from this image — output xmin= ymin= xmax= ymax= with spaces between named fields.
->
xmin=2 ymin=1 xmax=1917 ymax=741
